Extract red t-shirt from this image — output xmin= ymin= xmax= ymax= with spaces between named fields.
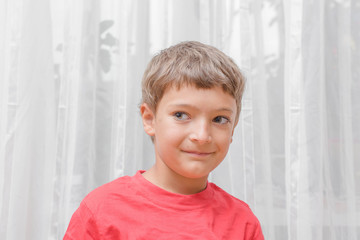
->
xmin=64 ymin=171 xmax=264 ymax=240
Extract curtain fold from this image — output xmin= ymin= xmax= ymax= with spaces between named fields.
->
xmin=0 ymin=0 xmax=56 ymax=239
xmin=0 ymin=0 xmax=359 ymax=239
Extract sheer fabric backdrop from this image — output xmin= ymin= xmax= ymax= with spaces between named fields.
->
xmin=0 ymin=0 xmax=359 ymax=239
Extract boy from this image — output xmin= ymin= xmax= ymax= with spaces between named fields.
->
xmin=64 ymin=41 xmax=264 ymax=239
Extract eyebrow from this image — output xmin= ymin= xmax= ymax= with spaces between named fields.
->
xmin=168 ymin=103 xmax=234 ymax=113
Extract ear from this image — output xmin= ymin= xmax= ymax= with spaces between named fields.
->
xmin=140 ymin=103 xmax=155 ymax=137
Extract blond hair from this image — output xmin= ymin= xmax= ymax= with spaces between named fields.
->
xmin=141 ymin=41 xmax=245 ymax=122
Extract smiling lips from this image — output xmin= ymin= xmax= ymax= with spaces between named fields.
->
xmin=181 ymin=150 xmax=214 ymax=157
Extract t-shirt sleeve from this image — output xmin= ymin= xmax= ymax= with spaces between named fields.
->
xmin=252 ymin=219 xmax=265 ymax=240
xmin=63 ymin=201 xmax=100 ymax=240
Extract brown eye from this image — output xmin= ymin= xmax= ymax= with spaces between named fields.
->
xmin=174 ymin=112 xmax=189 ymax=120
xmin=213 ymin=116 xmax=229 ymax=124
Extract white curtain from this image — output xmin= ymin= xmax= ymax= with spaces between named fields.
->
xmin=0 ymin=0 xmax=359 ymax=239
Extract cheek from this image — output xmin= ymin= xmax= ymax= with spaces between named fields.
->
xmin=216 ymin=131 xmax=233 ymax=150
xmin=156 ymin=122 xmax=184 ymax=145
xmin=155 ymin=127 xmax=185 ymax=161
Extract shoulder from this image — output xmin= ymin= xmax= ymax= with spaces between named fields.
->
xmin=82 ymin=175 xmax=133 ymax=211
xmin=209 ymin=182 xmax=259 ymax=220
xmin=208 ymin=183 xmax=264 ymax=239
xmin=209 ymin=182 xmax=249 ymax=208
xmin=64 ymin=175 xmax=135 ymax=239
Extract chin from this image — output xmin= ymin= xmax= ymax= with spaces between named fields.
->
xmin=177 ymin=168 xmax=211 ymax=179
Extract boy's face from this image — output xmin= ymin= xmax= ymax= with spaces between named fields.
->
xmin=141 ymin=85 xmax=237 ymax=180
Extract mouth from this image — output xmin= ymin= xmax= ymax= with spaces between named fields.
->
xmin=181 ymin=150 xmax=214 ymax=157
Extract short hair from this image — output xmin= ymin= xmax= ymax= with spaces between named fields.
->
xmin=141 ymin=41 xmax=245 ymax=123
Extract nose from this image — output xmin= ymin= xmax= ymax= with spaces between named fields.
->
xmin=189 ymin=120 xmax=212 ymax=144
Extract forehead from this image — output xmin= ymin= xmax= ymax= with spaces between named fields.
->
xmin=157 ymin=85 xmax=236 ymax=112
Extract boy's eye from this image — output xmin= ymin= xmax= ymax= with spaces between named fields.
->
xmin=173 ymin=112 xmax=189 ymax=121
xmin=213 ymin=116 xmax=230 ymax=124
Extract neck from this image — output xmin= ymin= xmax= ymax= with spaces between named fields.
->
xmin=142 ymin=165 xmax=208 ymax=195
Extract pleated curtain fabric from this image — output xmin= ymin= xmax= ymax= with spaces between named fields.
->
xmin=0 ymin=0 xmax=359 ymax=239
